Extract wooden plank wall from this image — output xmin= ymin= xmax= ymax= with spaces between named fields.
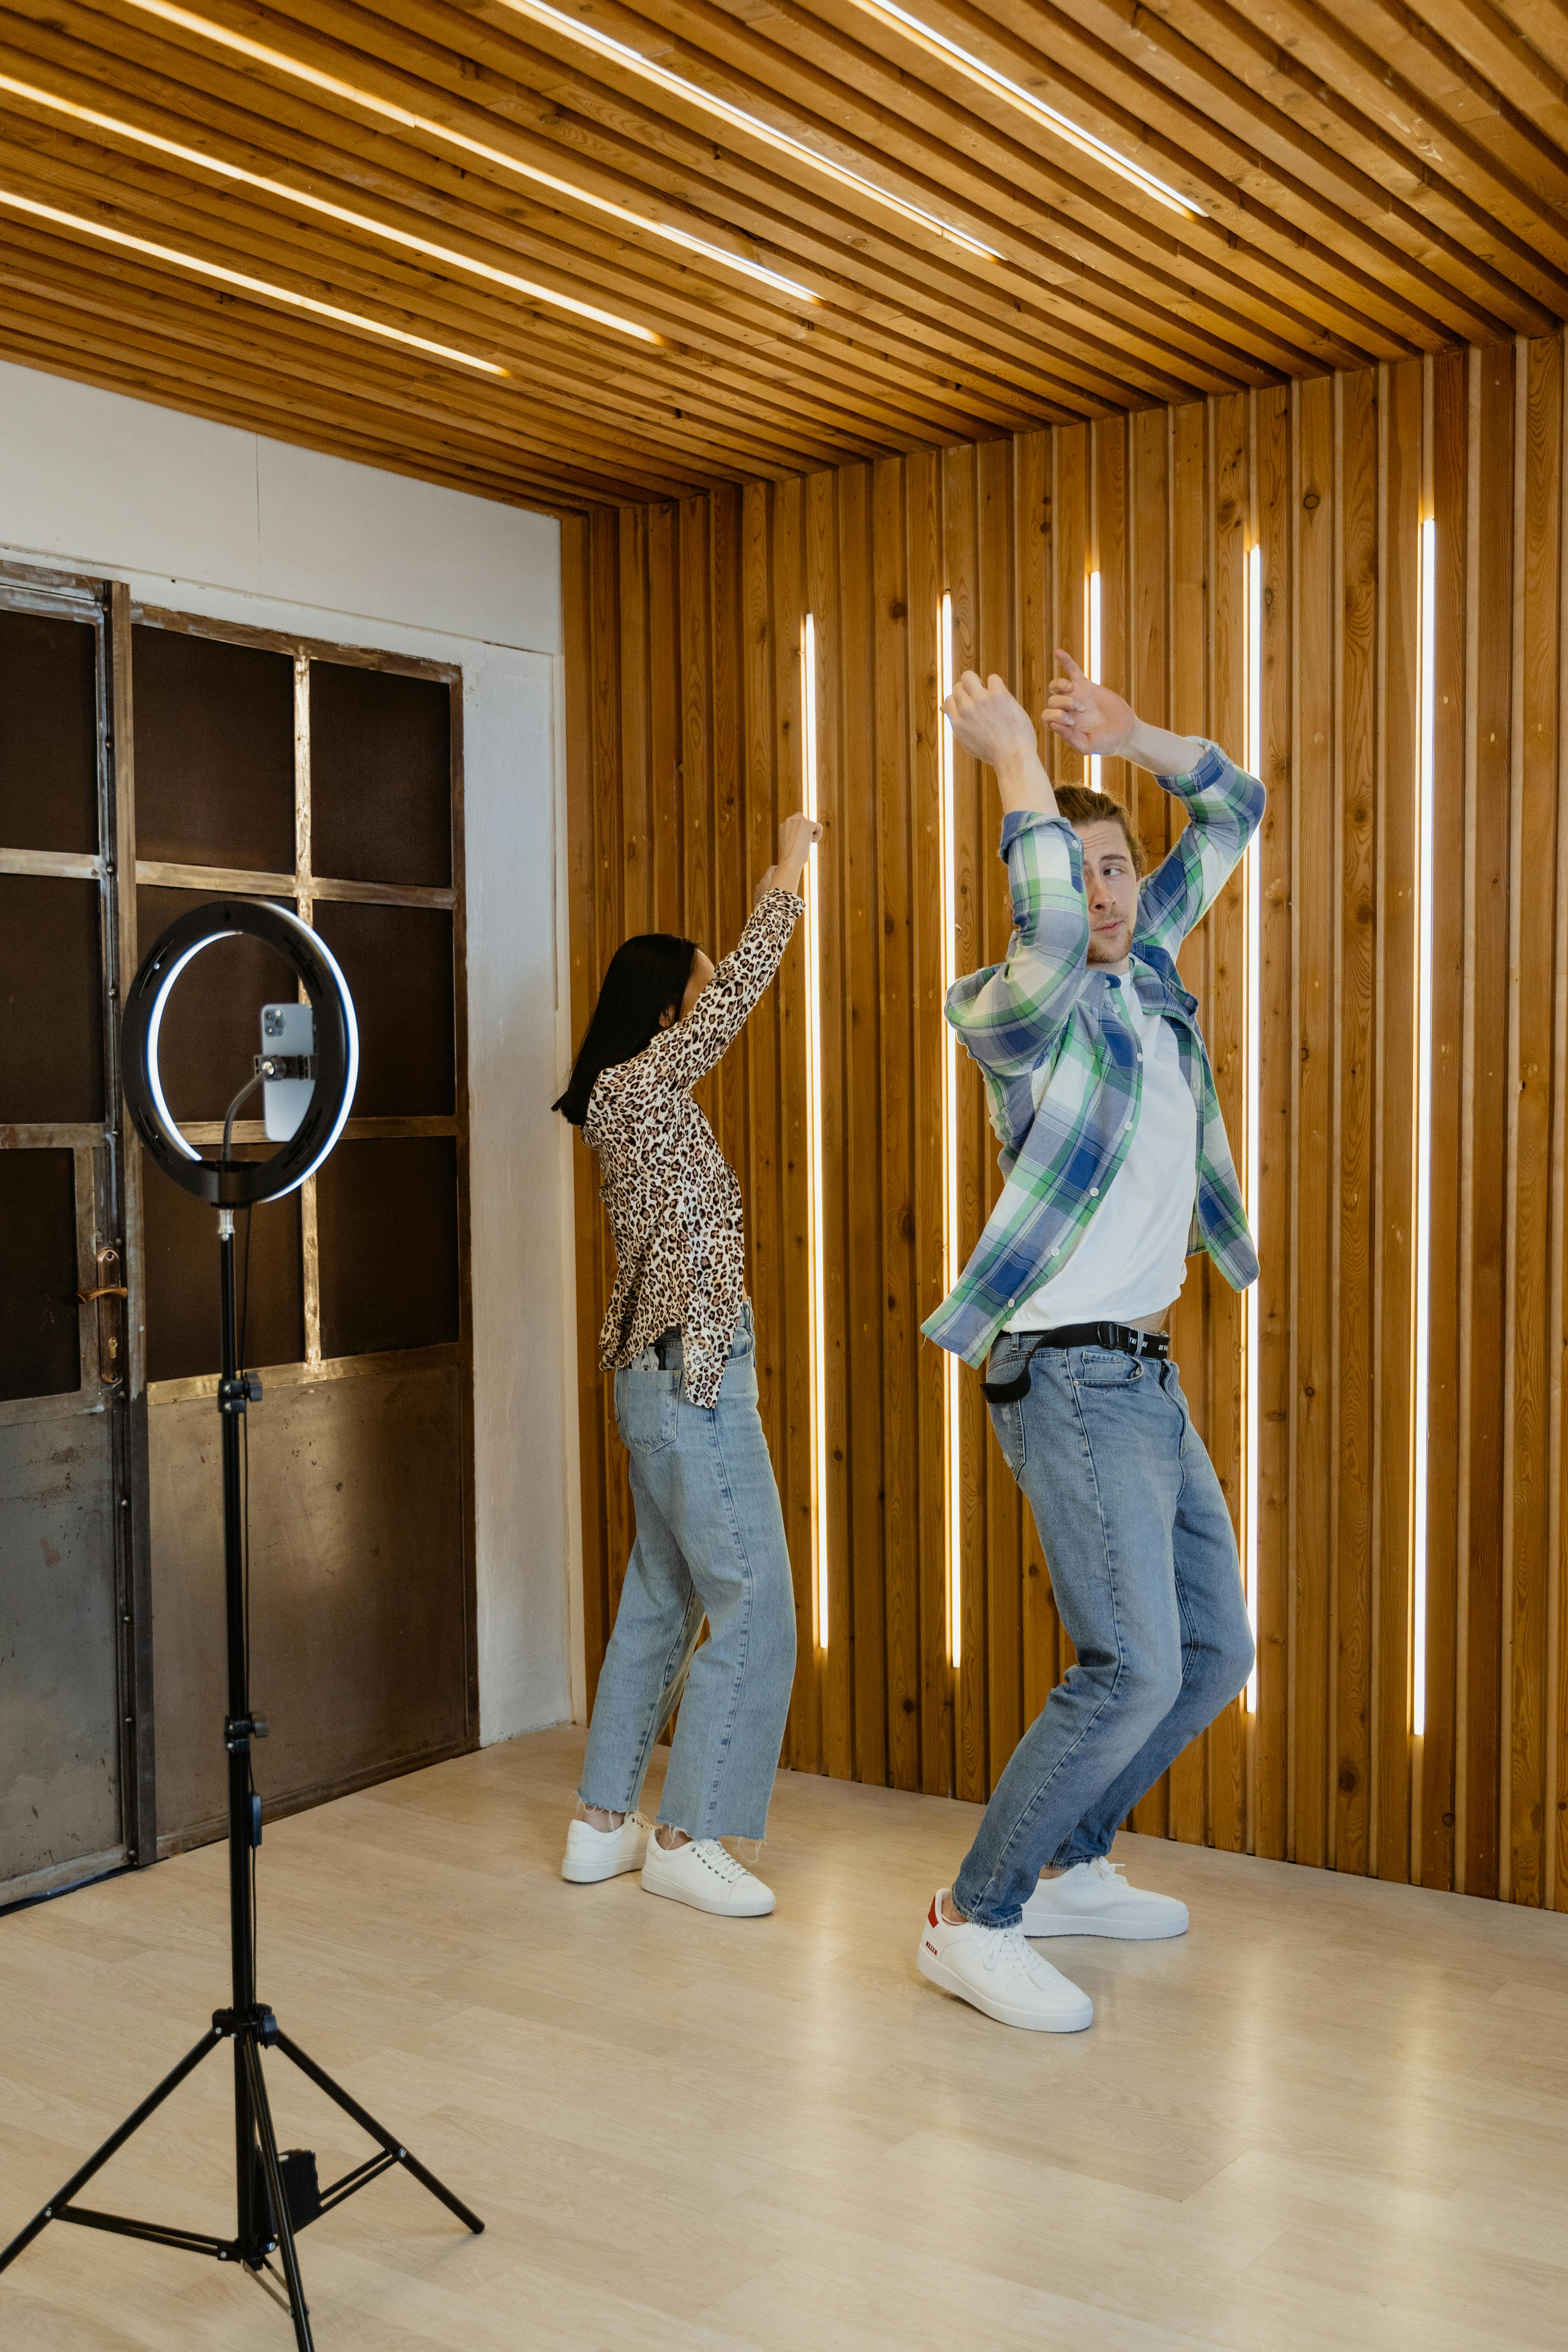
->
xmin=561 ymin=333 xmax=1568 ymax=1908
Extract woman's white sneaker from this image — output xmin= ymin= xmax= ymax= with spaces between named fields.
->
xmin=560 ymin=1810 xmax=651 ymax=1884
xmin=1019 ymin=1855 xmax=1188 ymax=1940
xmin=916 ymin=1894 xmax=1093 ymax=2032
xmin=641 ymin=1834 xmax=775 ymax=1916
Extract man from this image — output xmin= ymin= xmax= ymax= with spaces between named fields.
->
xmin=916 ymin=652 xmax=1263 ymax=2033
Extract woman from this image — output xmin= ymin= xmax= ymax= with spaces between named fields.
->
xmin=553 ymin=810 xmax=821 ymax=1917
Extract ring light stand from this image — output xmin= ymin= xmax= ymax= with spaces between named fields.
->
xmin=0 ymin=902 xmax=482 ymax=2346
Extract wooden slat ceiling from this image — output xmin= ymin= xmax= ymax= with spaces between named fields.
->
xmin=1 ymin=0 xmax=1565 ymax=511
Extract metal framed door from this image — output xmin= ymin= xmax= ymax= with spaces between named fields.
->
xmin=0 ymin=566 xmax=155 ymax=1903
xmin=125 ymin=608 xmax=478 ymax=1855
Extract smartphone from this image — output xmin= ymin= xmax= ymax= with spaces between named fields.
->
xmin=259 ymin=1003 xmax=316 ymax=1142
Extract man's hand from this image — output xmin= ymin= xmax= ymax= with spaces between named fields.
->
xmin=1044 ymin=652 xmax=1136 ymax=759
xmin=1046 ymin=650 xmax=1208 ymax=779
xmin=945 ymin=672 xmax=1038 ymax=770
xmin=944 ymin=672 xmax=1057 ymax=818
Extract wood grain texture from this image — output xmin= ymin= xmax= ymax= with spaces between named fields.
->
xmin=1334 ymin=362 xmax=1378 ymax=1877
xmin=1255 ymin=379 xmax=1294 ymax=1864
xmin=564 ymin=339 xmax=1568 ymax=1909
xmin=1466 ymin=340 xmax=1515 ymax=1902
xmin=1511 ymin=330 xmax=1561 ymax=1907
xmin=1375 ymin=355 xmax=1422 ymax=1887
xmin=7 ymin=1727 xmax=1568 ymax=2349
xmin=10 ymin=0 xmax=1568 ymax=507
xmin=1423 ymin=343 xmax=1468 ymax=1894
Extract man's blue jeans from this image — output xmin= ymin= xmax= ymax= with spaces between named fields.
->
xmin=953 ymin=1335 xmax=1254 ymax=1929
xmin=579 ymin=1306 xmax=796 ymax=1842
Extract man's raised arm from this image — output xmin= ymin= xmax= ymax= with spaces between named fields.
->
xmin=1045 ymin=651 xmax=1263 ymax=952
xmin=939 ymin=672 xmax=1089 ymax=1081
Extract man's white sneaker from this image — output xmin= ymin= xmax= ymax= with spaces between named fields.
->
xmin=560 ymin=1810 xmax=651 ymax=1884
xmin=916 ymin=1894 xmax=1093 ymax=2032
xmin=1019 ymin=1855 xmax=1188 ymax=1940
xmin=641 ymin=1835 xmax=775 ymax=1917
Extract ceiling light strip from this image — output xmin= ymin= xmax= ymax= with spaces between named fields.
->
xmin=0 ymin=185 xmax=510 ymax=373
xmin=844 ymin=0 xmax=1202 ymax=220
xmin=120 ymin=0 xmax=815 ymax=300
xmin=495 ymin=0 xmax=999 ymax=259
xmin=0 ymin=73 xmax=660 ymax=342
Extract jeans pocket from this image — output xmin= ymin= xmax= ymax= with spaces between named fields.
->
xmin=988 ymin=1395 xmax=1028 ymax=1474
xmin=1076 ymin=1349 xmax=1146 ymax=1389
xmin=615 ymin=1368 xmax=680 ymax=1453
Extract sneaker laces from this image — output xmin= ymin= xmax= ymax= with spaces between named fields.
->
xmin=689 ymin=1838 xmax=750 ymax=1883
xmin=979 ymin=1927 xmax=1054 ymax=1987
xmin=1088 ymin=1857 xmax=1128 ymax=1889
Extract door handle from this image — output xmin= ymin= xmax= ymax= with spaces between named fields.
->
xmin=79 ymin=1248 xmax=127 ymax=1387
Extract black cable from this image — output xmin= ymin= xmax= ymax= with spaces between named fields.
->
xmin=222 ymin=1072 xmax=264 ymax=1165
xmin=240 ymin=1205 xmax=253 ymax=1384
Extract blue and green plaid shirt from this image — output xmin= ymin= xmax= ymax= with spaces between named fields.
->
xmin=923 ymin=742 xmax=1265 ymax=1366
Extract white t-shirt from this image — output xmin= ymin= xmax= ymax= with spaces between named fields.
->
xmin=1008 ymin=974 xmax=1198 ymax=1331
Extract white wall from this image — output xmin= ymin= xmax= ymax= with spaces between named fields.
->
xmin=0 ymin=359 xmax=581 ymax=1746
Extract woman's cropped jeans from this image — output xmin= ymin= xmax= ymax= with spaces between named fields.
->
xmin=954 ymin=1335 xmax=1255 ymax=1929
xmin=579 ymin=1305 xmax=796 ymax=1842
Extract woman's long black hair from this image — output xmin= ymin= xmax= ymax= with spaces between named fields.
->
xmin=552 ymin=931 xmax=699 ymax=1126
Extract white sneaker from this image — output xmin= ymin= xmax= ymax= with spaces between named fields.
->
xmin=1019 ymin=1856 xmax=1188 ymax=1941
xmin=560 ymin=1810 xmax=651 ymax=1884
xmin=641 ymin=1834 xmax=775 ymax=1917
xmin=916 ymin=1893 xmax=1093 ymax=2032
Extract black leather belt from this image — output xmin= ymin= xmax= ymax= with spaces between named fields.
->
xmin=980 ymin=1321 xmax=1171 ymax=1402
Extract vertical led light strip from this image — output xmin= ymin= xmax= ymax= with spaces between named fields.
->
xmin=1243 ymin=542 xmax=1263 ymax=1713
xmin=802 ymin=616 xmax=830 ymax=1651
xmin=938 ymin=593 xmax=963 ymax=1670
xmin=1086 ymin=569 xmax=1104 ymax=793
xmin=1411 ymin=517 xmax=1437 ymax=1737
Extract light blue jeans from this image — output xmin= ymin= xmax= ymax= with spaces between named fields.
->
xmin=954 ymin=1335 xmax=1254 ymax=1928
xmin=579 ymin=1305 xmax=796 ymax=1841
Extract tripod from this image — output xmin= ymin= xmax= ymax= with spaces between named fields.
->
xmin=0 ymin=1210 xmax=483 ymax=2346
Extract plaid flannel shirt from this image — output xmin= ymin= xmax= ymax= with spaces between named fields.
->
xmin=923 ymin=741 xmax=1265 ymax=1366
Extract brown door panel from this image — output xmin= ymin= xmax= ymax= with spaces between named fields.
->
xmin=0 ymin=1415 xmax=122 ymax=1897
xmin=0 ymin=1148 xmax=82 ymax=1402
xmin=130 ymin=625 xmax=294 ymax=872
xmin=149 ymin=1364 xmax=470 ymax=1853
xmin=0 ymin=606 xmax=100 ymax=854
xmin=0 ymin=874 xmax=106 ymax=1126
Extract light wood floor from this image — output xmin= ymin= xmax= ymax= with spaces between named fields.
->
xmin=3 ymin=1728 xmax=1566 ymax=2351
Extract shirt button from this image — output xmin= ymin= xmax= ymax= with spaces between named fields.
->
xmin=1090 ymin=1186 xmax=1099 ymax=1196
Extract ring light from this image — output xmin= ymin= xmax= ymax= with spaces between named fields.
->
xmin=7 ymin=910 xmax=483 ymax=2315
xmin=122 ymin=898 xmax=359 ymax=1207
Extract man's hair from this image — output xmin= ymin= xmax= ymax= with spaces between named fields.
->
xmin=1052 ymin=785 xmax=1145 ymax=876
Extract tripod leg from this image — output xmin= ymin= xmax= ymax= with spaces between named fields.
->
xmin=274 ymin=2033 xmax=484 ymax=2235
xmin=0 ymin=2026 xmax=224 ymax=2274
xmin=242 ymin=2039 xmax=313 ymax=2352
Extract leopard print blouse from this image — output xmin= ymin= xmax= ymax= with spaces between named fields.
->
xmin=586 ymin=888 xmax=802 ymax=1408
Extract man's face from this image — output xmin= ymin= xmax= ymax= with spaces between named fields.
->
xmin=1073 ymin=818 xmax=1139 ymax=966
